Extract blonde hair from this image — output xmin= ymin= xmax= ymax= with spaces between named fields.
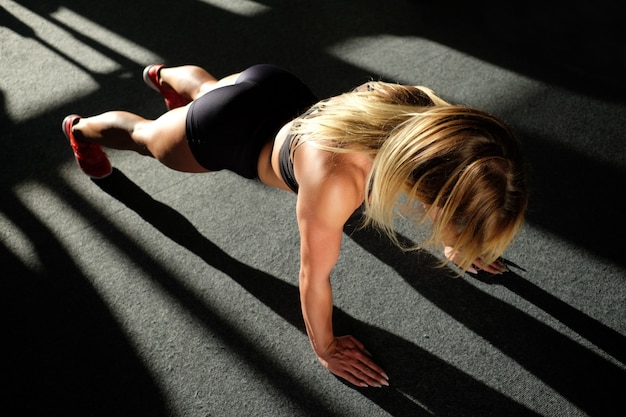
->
xmin=291 ymin=81 xmax=528 ymax=272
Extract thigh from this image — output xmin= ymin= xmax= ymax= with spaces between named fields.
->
xmin=196 ymin=72 xmax=242 ymax=98
xmin=134 ymin=106 xmax=209 ymax=173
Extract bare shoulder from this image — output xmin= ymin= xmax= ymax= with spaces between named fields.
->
xmin=294 ymin=143 xmax=371 ymax=227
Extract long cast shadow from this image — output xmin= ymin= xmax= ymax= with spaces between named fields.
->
xmin=344 ymin=220 xmax=626 ymax=416
xmin=49 ymin=175 xmax=342 ymax=417
xmin=4 ymin=1 xmax=624 ymax=414
xmin=1 ymin=194 xmax=169 ymax=417
xmin=6 ymin=0 xmax=625 ymax=269
xmin=472 ymin=269 xmax=626 ymax=366
xmin=94 ymin=169 xmax=543 ymax=416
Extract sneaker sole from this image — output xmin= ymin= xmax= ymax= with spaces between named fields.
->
xmin=142 ymin=64 xmax=163 ymax=93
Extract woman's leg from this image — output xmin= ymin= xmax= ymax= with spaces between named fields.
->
xmin=71 ymin=107 xmax=208 ymax=173
xmin=157 ymin=65 xmax=242 ymax=101
xmin=65 ymin=64 xmax=241 ymax=176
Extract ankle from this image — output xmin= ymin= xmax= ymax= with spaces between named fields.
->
xmin=156 ymin=66 xmax=164 ymax=87
xmin=71 ymin=119 xmax=88 ymax=142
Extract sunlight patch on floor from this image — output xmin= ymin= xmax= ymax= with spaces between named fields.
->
xmin=0 ymin=0 xmax=162 ymax=122
xmin=50 ymin=7 xmax=162 ymax=67
xmin=194 ymin=0 xmax=270 ymax=17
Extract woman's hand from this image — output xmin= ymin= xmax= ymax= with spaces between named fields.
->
xmin=444 ymin=246 xmax=508 ymax=274
xmin=317 ymin=335 xmax=389 ymax=388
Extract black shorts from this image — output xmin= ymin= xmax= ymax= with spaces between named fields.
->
xmin=185 ymin=64 xmax=318 ymax=179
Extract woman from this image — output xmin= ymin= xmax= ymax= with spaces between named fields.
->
xmin=62 ymin=64 xmax=528 ymax=388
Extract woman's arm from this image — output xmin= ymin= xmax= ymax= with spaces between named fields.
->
xmin=295 ymin=157 xmax=389 ymax=387
xmin=296 ymin=181 xmax=344 ymax=358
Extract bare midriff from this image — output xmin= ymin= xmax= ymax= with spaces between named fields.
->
xmin=256 ymin=120 xmax=296 ymax=192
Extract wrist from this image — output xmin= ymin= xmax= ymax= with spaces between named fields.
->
xmin=312 ymin=336 xmax=336 ymax=358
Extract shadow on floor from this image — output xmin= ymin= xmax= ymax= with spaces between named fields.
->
xmin=2 ymin=194 xmax=169 ymax=417
xmin=93 ymin=169 xmax=624 ymax=416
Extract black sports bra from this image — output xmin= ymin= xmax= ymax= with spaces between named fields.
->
xmin=278 ymin=132 xmax=300 ymax=193
xmin=277 ymin=101 xmax=366 ymax=220
xmin=278 ymin=105 xmax=322 ymax=193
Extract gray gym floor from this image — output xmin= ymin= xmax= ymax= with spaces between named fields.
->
xmin=2 ymin=1 xmax=624 ymax=416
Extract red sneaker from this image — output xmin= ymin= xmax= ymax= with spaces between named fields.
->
xmin=62 ymin=115 xmax=112 ymax=179
xmin=142 ymin=64 xmax=192 ymax=110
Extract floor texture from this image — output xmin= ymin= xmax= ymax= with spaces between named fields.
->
xmin=2 ymin=1 xmax=625 ymax=416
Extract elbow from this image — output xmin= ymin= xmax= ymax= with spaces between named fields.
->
xmin=298 ymin=268 xmax=310 ymax=289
